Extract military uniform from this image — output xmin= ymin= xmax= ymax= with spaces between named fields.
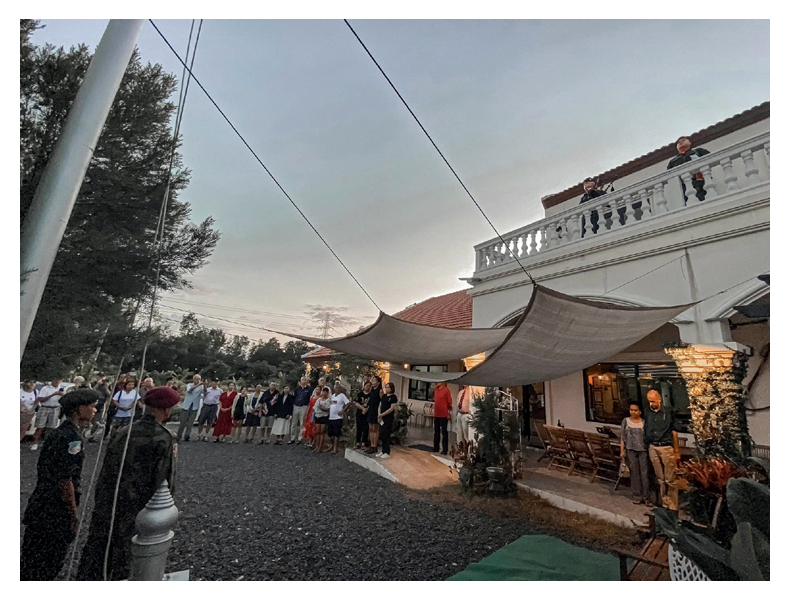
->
xmin=21 ymin=420 xmax=85 ymax=580
xmin=77 ymin=413 xmax=177 ymax=580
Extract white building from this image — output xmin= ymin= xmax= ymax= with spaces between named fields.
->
xmin=466 ymin=102 xmax=769 ymax=447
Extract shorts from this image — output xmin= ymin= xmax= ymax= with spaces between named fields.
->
xmin=328 ymin=419 xmax=343 ymax=438
xmin=261 ymin=416 xmax=274 ymax=428
xmin=35 ymin=406 xmax=60 ymax=429
xmin=198 ymin=404 xmax=218 ymax=426
xmin=315 ymin=415 xmax=329 ymax=426
xmin=113 ymin=416 xmax=131 ymax=428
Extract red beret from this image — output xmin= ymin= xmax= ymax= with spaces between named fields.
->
xmin=143 ymin=386 xmax=180 ymax=409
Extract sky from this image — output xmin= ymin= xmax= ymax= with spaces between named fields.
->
xmin=32 ymin=19 xmax=770 ymax=343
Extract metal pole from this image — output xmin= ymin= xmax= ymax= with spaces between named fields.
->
xmin=20 ymin=19 xmax=144 ymax=359
xmin=130 ymin=481 xmax=180 ymax=581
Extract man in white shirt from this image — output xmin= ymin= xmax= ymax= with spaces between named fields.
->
xmin=30 ymin=378 xmax=66 ymax=450
xmin=198 ymin=379 xmax=223 ymax=441
xmin=177 ymin=375 xmax=204 ymax=442
xmin=327 ymin=381 xmax=351 ymax=454
xmin=20 ymin=380 xmax=38 ymax=442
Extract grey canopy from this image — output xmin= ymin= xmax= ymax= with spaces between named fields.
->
xmin=282 ymin=285 xmax=692 ymax=387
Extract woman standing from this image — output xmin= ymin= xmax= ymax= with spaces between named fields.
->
xmin=243 ymin=384 xmax=264 ymax=443
xmin=271 ymin=385 xmax=294 ymax=445
xmin=213 ymin=382 xmax=237 ymax=443
xmin=364 ymin=375 xmax=383 ymax=454
xmin=377 ymin=382 xmax=399 ymax=459
xmin=20 ymin=380 xmax=38 ymax=442
xmin=312 ymin=386 xmax=331 ymax=453
xmin=231 ymin=386 xmax=248 ymax=442
xmin=302 ymin=380 xmax=322 ymax=448
xmin=354 ymin=381 xmax=372 ymax=449
xmin=620 ymin=401 xmax=650 ymax=505
xmin=111 ymin=379 xmax=141 ymax=432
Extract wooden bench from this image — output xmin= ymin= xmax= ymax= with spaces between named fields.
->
xmin=564 ymin=429 xmax=597 ymax=478
xmin=533 ymin=420 xmax=552 ymax=462
xmin=586 ymin=431 xmax=623 ymax=488
xmin=614 ymin=514 xmax=670 ymax=581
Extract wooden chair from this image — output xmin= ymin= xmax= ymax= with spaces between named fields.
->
xmin=586 ymin=432 xmax=622 ymax=487
xmin=543 ymin=425 xmax=574 ymax=472
xmin=613 ymin=514 xmax=670 ymax=581
xmin=564 ymin=429 xmax=596 ymax=478
xmin=423 ymin=402 xmax=435 ymax=430
xmin=752 ymin=444 xmax=770 ymax=459
xmin=533 ymin=419 xmax=552 ymax=462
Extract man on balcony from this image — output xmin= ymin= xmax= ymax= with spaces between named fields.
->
xmin=578 ymin=177 xmax=606 ymax=235
xmin=667 ymin=136 xmax=710 ymax=202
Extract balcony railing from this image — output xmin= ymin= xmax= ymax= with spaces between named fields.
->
xmin=474 ymin=133 xmax=770 ymax=274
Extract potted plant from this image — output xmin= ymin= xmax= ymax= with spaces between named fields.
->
xmin=655 ymin=470 xmax=770 ymax=580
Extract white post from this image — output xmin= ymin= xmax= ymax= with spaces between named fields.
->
xmin=20 ymin=20 xmax=145 ymax=359
xmin=130 ymin=481 xmax=180 ymax=581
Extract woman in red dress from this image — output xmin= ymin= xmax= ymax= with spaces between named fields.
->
xmin=213 ymin=382 xmax=237 ymax=442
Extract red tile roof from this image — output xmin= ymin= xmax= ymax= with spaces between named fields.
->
xmin=541 ymin=101 xmax=770 ymax=210
xmin=301 ymin=288 xmax=473 ymax=360
xmin=393 ymin=289 xmax=473 ymax=329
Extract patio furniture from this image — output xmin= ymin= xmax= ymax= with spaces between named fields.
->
xmin=586 ymin=432 xmax=622 ymax=487
xmin=543 ymin=425 xmax=574 ymax=472
xmin=752 ymin=444 xmax=770 ymax=459
xmin=533 ymin=419 xmax=552 ymax=462
xmin=614 ymin=514 xmax=670 ymax=581
xmin=564 ymin=429 xmax=597 ymax=478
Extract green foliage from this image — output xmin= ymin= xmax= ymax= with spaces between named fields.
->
xmin=654 ymin=476 xmax=770 ymax=580
xmin=20 ymin=20 xmax=220 ymax=378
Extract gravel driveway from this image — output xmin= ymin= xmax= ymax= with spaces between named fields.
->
xmin=21 ymin=438 xmax=535 ymax=580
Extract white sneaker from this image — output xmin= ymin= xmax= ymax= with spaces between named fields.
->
xmin=375 ymin=452 xmax=383 ymax=458
xmin=204 ymin=436 xmax=210 ymax=442
xmin=379 ymin=453 xmax=390 ymax=459
xmin=30 ymin=444 xmax=38 ymax=451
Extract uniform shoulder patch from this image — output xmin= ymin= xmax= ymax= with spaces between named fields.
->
xmin=68 ymin=440 xmax=82 ymax=455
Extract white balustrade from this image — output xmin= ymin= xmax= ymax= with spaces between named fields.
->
xmin=473 ymin=133 xmax=769 ymax=274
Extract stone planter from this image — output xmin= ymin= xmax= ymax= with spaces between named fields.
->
xmin=668 ymin=544 xmax=712 ymax=581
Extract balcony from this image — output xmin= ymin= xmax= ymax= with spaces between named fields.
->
xmin=473 ymin=133 xmax=770 ymax=277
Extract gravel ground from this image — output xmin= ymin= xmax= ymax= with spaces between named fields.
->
xmin=21 ymin=436 xmax=536 ymax=581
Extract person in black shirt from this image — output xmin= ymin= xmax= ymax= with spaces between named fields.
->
xmin=365 ymin=375 xmax=383 ymax=454
xmin=667 ymin=136 xmax=710 ymax=203
xmin=271 ymin=385 xmax=294 ymax=445
xmin=377 ymin=382 xmax=399 ymax=459
xmin=21 ymin=389 xmax=100 ymax=580
xmin=259 ymin=382 xmax=279 ymax=445
xmin=354 ymin=381 xmax=372 ymax=449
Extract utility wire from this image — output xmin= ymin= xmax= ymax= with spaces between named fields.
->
xmin=343 ymin=19 xmax=535 ymax=286
xmin=148 ymin=19 xmax=382 ymax=312
xmin=600 ymin=255 xmax=685 ymax=297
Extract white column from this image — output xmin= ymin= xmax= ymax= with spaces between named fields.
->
xmin=637 ymin=189 xmax=651 ymax=219
xmin=680 ymin=171 xmax=696 ymax=203
xmin=652 ymin=182 xmax=668 ymax=214
xmin=720 ymin=156 xmax=740 ymax=193
xmin=623 ymin=193 xmax=636 ymax=225
xmin=740 ymin=149 xmax=760 ymax=185
xmin=699 ymin=164 xmax=717 ymax=200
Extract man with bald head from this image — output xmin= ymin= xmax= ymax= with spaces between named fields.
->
xmin=643 ymin=389 xmax=680 ymax=510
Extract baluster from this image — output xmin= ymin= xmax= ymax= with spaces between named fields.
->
xmin=637 ymin=189 xmax=651 ymax=220
xmin=623 ymin=193 xmax=636 ymax=225
xmin=719 ymin=157 xmax=739 ymax=192
xmin=581 ymin=207 xmax=591 ymax=238
xmin=740 ymin=149 xmax=759 ymax=185
xmin=527 ymin=229 xmax=537 ymax=254
xmin=652 ymin=182 xmax=668 ymax=214
xmin=609 ymin=197 xmax=623 ymax=230
xmin=546 ymin=222 xmax=558 ymax=249
xmin=680 ymin=171 xmax=697 ymax=204
xmin=567 ymin=214 xmax=579 ymax=241
xmin=763 ymin=142 xmax=770 ymax=168
xmin=699 ymin=164 xmax=717 ymax=200
xmin=557 ymin=218 xmax=567 ymax=245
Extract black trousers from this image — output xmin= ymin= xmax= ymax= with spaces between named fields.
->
xmin=381 ymin=418 xmax=393 ymax=454
xmin=433 ymin=417 xmax=449 ymax=453
xmin=355 ymin=412 xmax=369 ymax=444
xmin=21 ymin=521 xmax=74 ymax=581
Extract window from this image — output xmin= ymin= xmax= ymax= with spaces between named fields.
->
xmin=408 ymin=365 xmax=448 ymax=401
xmin=583 ymin=363 xmax=690 ymax=431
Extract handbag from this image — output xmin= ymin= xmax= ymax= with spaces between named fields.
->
xmin=619 ymin=456 xmax=631 ymax=478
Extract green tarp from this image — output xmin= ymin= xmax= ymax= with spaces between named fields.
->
xmin=447 ymin=535 xmax=620 ymax=581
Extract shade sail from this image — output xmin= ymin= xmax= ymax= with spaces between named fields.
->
xmin=279 ymin=312 xmax=511 ymax=364
xmin=390 ymin=285 xmax=693 ymax=387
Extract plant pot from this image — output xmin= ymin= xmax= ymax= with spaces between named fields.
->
xmin=668 ymin=544 xmax=712 ymax=581
xmin=459 ymin=465 xmax=474 ymax=489
xmin=486 ymin=466 xmax=506 ymax=483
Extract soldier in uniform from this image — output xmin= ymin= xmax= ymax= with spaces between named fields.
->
xmin=21 ymin=389 xmax=100 ymax=580
xmin=76 ymin=386 xmax=179 ymax=581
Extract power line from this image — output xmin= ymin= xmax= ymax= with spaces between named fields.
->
xmin=148 ymin=19 xmax=382 ymax=313
xmin=343 ymin=19 xmax=535 ymax=286
xmin=159 ymin=303 xmax=319 ymax=337
xmin=162 ymin=296 xmax=313 ymax=321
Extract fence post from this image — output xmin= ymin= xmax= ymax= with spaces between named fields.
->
xmin=129 ymin=481 xmax=179 ymax=581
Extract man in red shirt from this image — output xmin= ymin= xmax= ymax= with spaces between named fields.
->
xmin=432 ymin=382 xmax=453 ymax=455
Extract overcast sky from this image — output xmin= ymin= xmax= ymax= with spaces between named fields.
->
xmin=33 ymin=19 xmax=769 ymax=342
